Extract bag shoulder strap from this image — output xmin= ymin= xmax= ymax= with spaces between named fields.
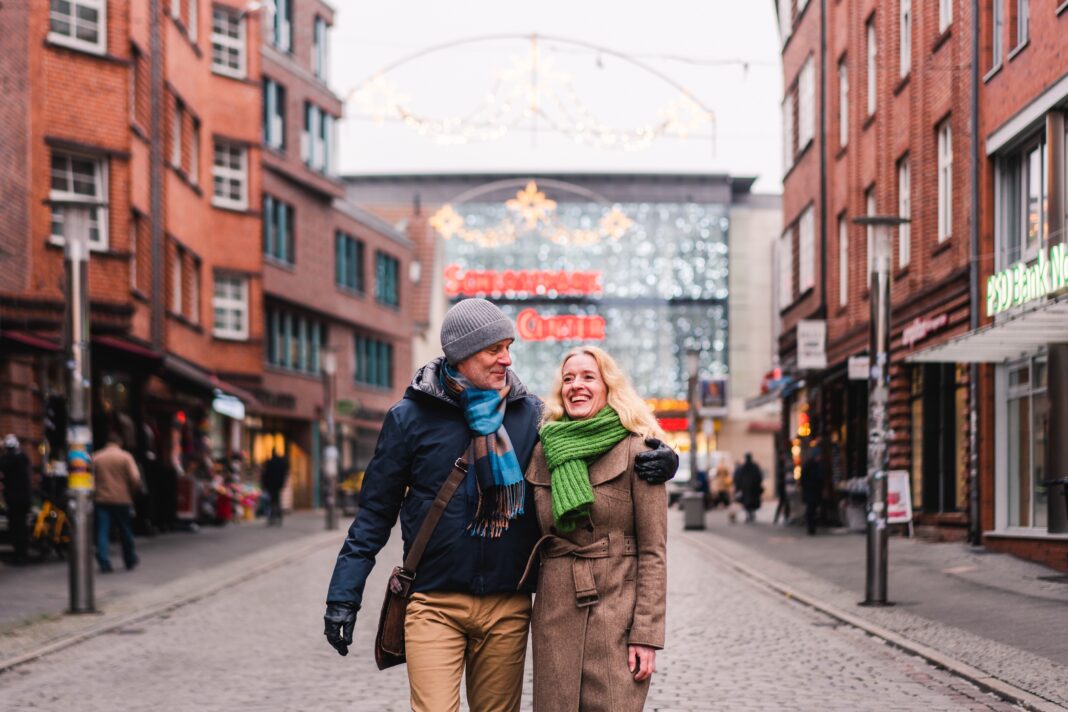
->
xmin=401 ymin=446 xmax=470 ymax=574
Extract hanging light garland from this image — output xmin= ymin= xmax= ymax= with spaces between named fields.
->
xmin=346 ymin=33 xmax=716 ymax=152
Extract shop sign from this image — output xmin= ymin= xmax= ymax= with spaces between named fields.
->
xmin=516 ymin=308 xmax=605 ymax=342
xmin=444 ymin=265 xmax=602 ymax=298
xmin=902 ymin=313 xmax=949 ymax=347
xmin=212 ymin=394 xmax=246 ymax=421
xmin=656 ymin=417 xmax=690 ymax=432
xmin=887 ymin=470 xmax=913 ymax=524
xmin=848 ymin=355 xmax=870 ymax=380
xmin=699 ymin=378 xmax=728 ymax=411
xmin=797 ymin=320 xmax=827 ymax=370
xmin=985 ymin=244 xmax=1068 ymax=317
xmin=646 ymin=398 xmax=690 ymax=412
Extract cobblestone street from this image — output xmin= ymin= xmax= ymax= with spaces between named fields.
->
xmin=0 ymin=517 xmax=1024 ymax=712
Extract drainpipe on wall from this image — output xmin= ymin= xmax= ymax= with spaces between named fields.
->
xmin=817 ymin=0 xmax=828 ymax=440
xmin=150 ymin=0 xmax=164 ymax=350
xmin=968 ymin=0 xmax=981 ymax=546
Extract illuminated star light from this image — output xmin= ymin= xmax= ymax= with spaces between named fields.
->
xmin=506 ymin=181 xmax=557 ymax=230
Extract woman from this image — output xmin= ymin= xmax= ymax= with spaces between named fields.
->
xmin=522 ymin=346 xmax=668 ymax=712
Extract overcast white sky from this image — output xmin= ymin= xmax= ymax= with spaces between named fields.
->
xmin=330 ymin=1 xmax=783 ymax=194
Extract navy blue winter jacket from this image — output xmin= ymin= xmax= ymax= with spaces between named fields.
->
xmin=326 ymin=357 xmax=543 ymax=608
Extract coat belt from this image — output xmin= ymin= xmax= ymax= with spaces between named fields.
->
xmin=519 ymin=531 xmax=637 ymax=608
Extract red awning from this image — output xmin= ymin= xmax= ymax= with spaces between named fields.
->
xmin=93 ymin=335 xmax=162 ymax=360
xmin=0 ymin=330 xmax=60 ymax=352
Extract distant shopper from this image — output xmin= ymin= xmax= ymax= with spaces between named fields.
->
xmin=800 ymin=441 xmax=825 ymax=536
xmin=773 ymin=446 xmax=792 ymax=525
xmin=709 ymin=462 xmax=732 ymax=509
xmin=262 ymin=448 xmax=289 ymax=526
xmin=732 ymin=453 xmax=764 ymax=524
xmin=1 ymin=434 xmax=33 ymax=565
xmin=93 ymin=434 xmax=142 ymax=572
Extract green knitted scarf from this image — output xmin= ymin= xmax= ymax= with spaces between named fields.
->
xmin=539 ymin=406 xmax=630 ymax=532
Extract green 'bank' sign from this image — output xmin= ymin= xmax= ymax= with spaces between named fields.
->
xmin=986 ymin=244 xmax=1068 ymax=317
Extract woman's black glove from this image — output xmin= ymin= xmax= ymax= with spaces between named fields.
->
xmin=635 ymin=438 xmax=679 ymax=484
xmin=324 ymin=601 xmax=358 ymax=656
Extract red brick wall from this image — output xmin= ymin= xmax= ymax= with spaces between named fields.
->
xmin=0 ymin=2 xmax=31 ymax=293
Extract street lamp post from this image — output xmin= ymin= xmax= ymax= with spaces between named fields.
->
xmin=63 ymin=219 xmax=95 ymax=613
xmin=853 ymin=215 xmax=907 ymax=607
xmin=686 ymin=348 xmax=701 ymax=487
xmin=321 ymin=350 xmax=339 ymax=531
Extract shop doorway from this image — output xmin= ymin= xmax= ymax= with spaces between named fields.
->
xmin=911 ymin=364 xmax=967 ymax=514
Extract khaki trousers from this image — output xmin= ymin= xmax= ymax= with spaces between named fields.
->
xmin=405 ymin=591 xmax=532 ymax=712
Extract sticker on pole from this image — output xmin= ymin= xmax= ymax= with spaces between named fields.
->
xmin=886 ymin=470 xmax=913 ymax=524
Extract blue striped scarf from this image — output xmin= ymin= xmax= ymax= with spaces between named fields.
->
xmin=441 ymin=363 xmax=525 ymax=538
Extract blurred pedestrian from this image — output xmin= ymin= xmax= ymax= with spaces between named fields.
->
xmin=1 ymin=434 xmax=33 ymax=565
xmin=801 ymin=440 xmax=825 ymax=536
xmin=262 ymin=448 xmax=289 ymax=526
xmin=773 ymin=446 xmax=792 ymax=525
xmin=93 ymin=433 xmax=141 ymax=572
xmin=732 ymin=453 xmax=764 ymax=524
xmin=709 ymin=461 xmax=732 ymax=509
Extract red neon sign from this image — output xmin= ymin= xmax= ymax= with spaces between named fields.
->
xmin=444 ymin=265 xmax=602 ymax=298
xmin=516 ymin=308 xmax=605 ymax=342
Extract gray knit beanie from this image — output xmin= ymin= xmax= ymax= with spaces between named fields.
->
xmin=441 ymin=299 xmax=515 ymax=365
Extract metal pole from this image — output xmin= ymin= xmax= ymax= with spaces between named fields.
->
xmin=64 ymin=225 xmax=95 ymax=614
xmin=688 ymin=371 xmax=699 ymax=487
xmin=322 ymin=352 xmax=338 ymax=530
xmin=864 ymin=225 xmax=891 ymax=606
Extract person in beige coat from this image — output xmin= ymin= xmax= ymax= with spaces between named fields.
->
xmin=522 ymin=346 xmax=669 ymax=712
xmin=93 ymin=433 xmax=142 ymax=572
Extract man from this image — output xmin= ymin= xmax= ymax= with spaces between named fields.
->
xmin=323 ymin=299 xmax=677 ymax=712
xmin=773 ymin=444 xmax=792 ymax=525
xmin=800 ymin=440 xmax=825 ymax=536
xmin=732 ymin=453 xmax=764 ymax=524
xmin=262 ymin=448 xmax=289 ymax=526
xmin=93 ymin=433 xmax=141 ymax=572
xmin=1 ymin=434 xmax=33 ymax=565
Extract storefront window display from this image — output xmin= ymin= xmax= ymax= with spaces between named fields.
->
xmin=908 ymin=364 xmax=968 ymax=514
xmin=1006 ymin=356 xmax=1049 ymax=529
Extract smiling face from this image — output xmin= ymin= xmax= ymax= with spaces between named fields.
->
xmin=455 ymin=338 xmax=513 ymax=390
xmin=560 ymin=352 xmax=608 ymax=420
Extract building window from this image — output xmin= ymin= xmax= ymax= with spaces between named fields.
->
xmin=212 ymin=140 xmax=248 ymax=210
xmin=263 ymin=194 xmax=295 ymax=265
xmin=778 ymin=228 xmax=793 ymax=309
xmin=302 ymin=103 xmax=335 ymax=174
xmin=991 ymin=0 xmax=1004 ymax=69
xmin=798 ymin=206 xmax=815 ymax=292
xmin=938 ymin=0 xmax=953 ymax=33
xmin=838 ymin=56 xmax=848 ymax=148
xmin=266 ymin=306 xmax=323 ymax=374
xmin=131 ymin=45 xmax=149 ymax=130
xmin=1006 ymin=357 xmax=1049 ymax=529
xmin=375 ymin=252 xmax=400 ymax=307
xmin=213 ymin=274 xmax=249 ymax=340
xmin=838 ymin=213 xmax=848 ymax=307
xmin=865 ymin=186 xmax=876 ymax=276
xmin=190 ymin=118 xmax=201 ymax=185
xmin=899 ymin=0 xmax=911 ymax=77
xmin=898 ymin=156 xmax=911 ymax=268
xmin=269 ymin=0 xmax=292 ymax=52
xmin=171 ymin=244 xmax=183 ymax=314
xmin=798 ymin=0 xmax=809 ymax=13
xmin=798 ymin=56 xmax=815 ymax=149
xmin=49 ymin=0 xmax=106 ymax=55
xmin=335 ymin=231 xmax=365 ymax=293
xmin=211 ymin=6 xmax=245 ymax=78
xmin=313 ymin=16 xmax=329 ymax=81
xmin=782 ymin=92 xmax=795 ymax=172
xmin=997 ymin=133 xmax=1047 ymax=266
xmin=937 ymin=120 xmax=953 ymax=242
xmin=173 ymin=0 xmax=198 ymax=42
xmin=263 ymin=78 xmax=286 ymax=151
xmin=778 ymin=0 xmax=792 ymax=45
xmin=866 ymin=17 xmax=877 ymax=117
xmin=49 ymin=152 xmax=108 ymax=251
xmin=354 ymin=334 xmax=394 ymax=388
xmin=189 ymin=257 xmax=200 ymax=324
xmin=1014 ymin=0 xmax=1029 ymax=48
xmin=172 ymin=97 xmax=184 ymax=168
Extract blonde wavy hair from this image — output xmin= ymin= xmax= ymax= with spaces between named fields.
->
xmin=542 ymin=346 xmax=666 ymax=440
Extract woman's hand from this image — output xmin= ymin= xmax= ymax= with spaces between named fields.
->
xmin=628 ymin=644 xmax=657 ymax=682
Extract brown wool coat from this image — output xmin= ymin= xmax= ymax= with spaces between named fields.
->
xmin=523 ymin=434 xmax=668 ymax=712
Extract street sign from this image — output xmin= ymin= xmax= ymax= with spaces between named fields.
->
xmin=797 ymin=320 xmax=827 ymax=370
xmin=887 ymin=470 xmax=913 ymax=525
xmin=848 ymin=356 xmax=870 ymax=380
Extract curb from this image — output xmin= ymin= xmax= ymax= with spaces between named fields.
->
xmin=0 ymin=529 xmax=339 ymax=674
xmin=681 ymin=531 xmax=1066 ymax=712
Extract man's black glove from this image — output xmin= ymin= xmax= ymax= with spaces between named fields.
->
xmin=635 ymin=438 xmax=679 ymax=484
xmin=324 ymin=601 xmax=358 ymax=656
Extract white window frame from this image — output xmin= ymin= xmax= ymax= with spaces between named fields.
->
xmin=838 ymin=57 xmax=849 ymax=148
xmin=866 ymin=17 xmax=877 ymax=117
xmin=798 ymin=56 xmax=815 ymax=149
xmin=838 ymin=214 xmax=849 ymax=307
xmin=899 ymin=0 xmax=912 ymax=78
xmin=270 ymin=0 xmax=292 ymax=52
xmin=188 ymin=0 xmax=198 ymax=43
xmin=210 ymin=5 xmax=246 ymax=79
xmin=49 ymin=0 xmax=107 ymax=55
xmin=213 ymin=274 xmax=249 ymax=340
xmin=264 ymin=78 xmax=285 ymax=151
xmin=866 ymin=187 xmax=876 ymax=277
xmin=212 ymin=140 xmax=248 ymax=211
xmin=778 ymin=228 xmax=794 ymax=310
xmin=172 ymin=97 xmax=183 ymax=168
xmin=992 ymin=0 xmax=1004 ymax=68
xmin=938 ymin=120 xmax=953 ymax=242
xmin=49 ymin=152 xmax=109 ymax=251
xmin=171 ymin=246 xmax=183 ymax=314
xmin=939 ymin=0 xmax=953 ymax=33
xmin=1015 ymin=0 xmax=1029 ymax=48
xmin=778 ymin=0 xmax=793 ymax=46
xmin=313 ymin=16 xmax=330 ymax=81
xmin=798 ymin=206 xmax=815 ymax=292
xmin=782 ymin=93 xmax=795 ymax=172
xmin=898 ymin=157 xmax=911 ymax=267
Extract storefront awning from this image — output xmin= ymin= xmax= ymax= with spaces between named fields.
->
xmin=907 ymin=295 xmax=1068 ymax=364
xmin=0 ymin=330 xmax=60 ymax=352
xmin=161 ymin=355 xmax=258 ymax=408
